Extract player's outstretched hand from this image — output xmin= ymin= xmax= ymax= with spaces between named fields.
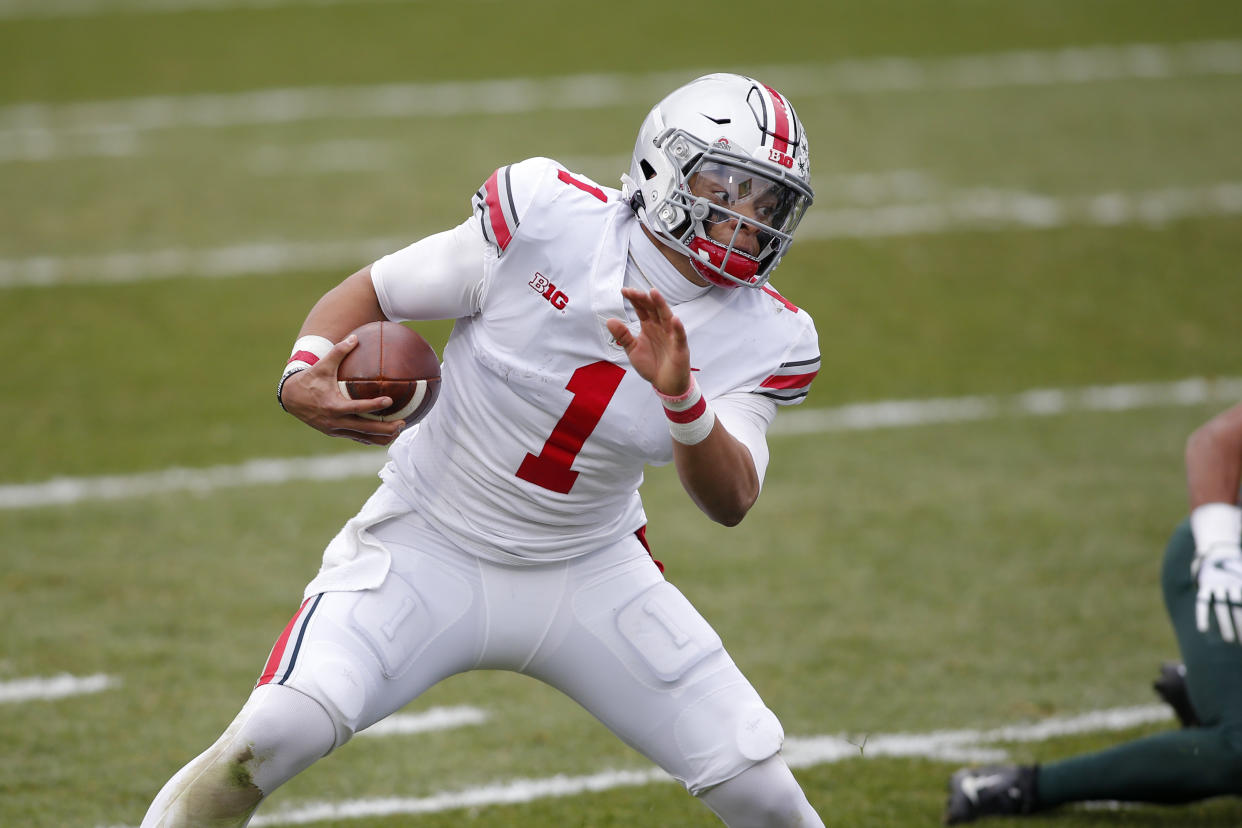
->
xmin=1194 ymin=544 xmax=1242 ymax=643
xmin=279 ymin=334 xmax=405 ymax=446
xmin=606 ymin=287 xmax=692 ymax=397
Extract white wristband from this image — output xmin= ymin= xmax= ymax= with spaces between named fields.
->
xmin=658 ymin=378 xmax=716 ymax=446
xmin=286 ymin=335 xmax=333 ymax=371
xmin=278 ymin=335 xmax=334 ymax=411
xmin=1191 ymin=502 xmax=1242 ymax=552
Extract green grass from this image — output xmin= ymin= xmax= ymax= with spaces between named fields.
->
xmin=3 ymin=408 xmax=1239 ymax=826
xmin=4 ymin=0 xmax=1240 ymax=102
xmin=3 ymin=0 xmax=1242 ymax=825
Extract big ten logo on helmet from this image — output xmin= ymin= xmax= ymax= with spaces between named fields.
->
xmin=767 ymin=148 xmax=794 ymax=169
xmin=529 ymin=272 xmax=569 ymax=310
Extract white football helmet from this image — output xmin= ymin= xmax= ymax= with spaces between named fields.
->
xmin=623 ymin=73 xmax=813 ymax=289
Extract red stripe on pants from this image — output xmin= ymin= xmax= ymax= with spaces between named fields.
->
xmin=257 ymin=596 xmax=311 ymax=686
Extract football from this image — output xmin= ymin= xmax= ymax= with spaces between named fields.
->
xmin=337 ymin=321 xmax=441 ymax=424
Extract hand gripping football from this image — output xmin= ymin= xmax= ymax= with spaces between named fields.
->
xmin=337 ymin=321 xmax=441 ymax=424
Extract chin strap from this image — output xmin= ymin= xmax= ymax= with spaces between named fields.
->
xmin=620 ymin=173 xmax=644 ymax=216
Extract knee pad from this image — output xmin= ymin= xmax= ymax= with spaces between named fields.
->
xmin=675 ymin=685 xmax=785 ymax=795
xmin=235 ymin=684 xmax=337 ymax=791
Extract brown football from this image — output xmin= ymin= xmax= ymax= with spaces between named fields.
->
xmin=337 ymin=321 xmax=441 ymax=424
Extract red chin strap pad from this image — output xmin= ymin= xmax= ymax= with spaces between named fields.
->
xmin=688 ymin=237 xmax=760 ymax=288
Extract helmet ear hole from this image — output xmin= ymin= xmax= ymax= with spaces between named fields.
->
xmin=640 ymin=159 xmax=657 ymax=181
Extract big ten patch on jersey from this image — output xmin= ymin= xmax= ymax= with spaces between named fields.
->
xmin=461 ymin=160 xmax=677 ymax=495
xmin=469 ymin=158 xmax=621 ymax=357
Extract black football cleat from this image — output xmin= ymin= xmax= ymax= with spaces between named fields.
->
xmin=1152 ymin=661 xmax=1200 ymax=728
xmin=944 ymin=764 xmax=1037 ymax=824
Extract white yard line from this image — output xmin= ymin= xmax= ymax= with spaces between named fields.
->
xmin=4 ymin=376 xmax=1240 ymax=511
xmin=0 ymin=673 xmax=118 ymax=703
xmin=772 ymin=376 xmax=1242 ymax=435
xmin=2 ymin=40 xmax=1238 ymax=144
xmin=232 ymin=704 xmax=1171 ymax=825
xmin=799 ymin=182 xmax=1242 ymax=238
xmin=0 ymin=237 xmax=410 ymax=288
xmin=86 ymin=703 xmax=1176 ymax=826
xmin=0 ymin=452 xmax=388 ymax=509
xmin=4 ymin=181 xmax=1242 ymax=288
xmin=782 ymin=705 xmax=1176 ymax=768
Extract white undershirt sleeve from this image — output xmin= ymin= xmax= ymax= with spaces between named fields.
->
xmin=712 ymin=391 xmax=778 ymax=489
xmin=370 ymin=216 xmax=488 ymax=322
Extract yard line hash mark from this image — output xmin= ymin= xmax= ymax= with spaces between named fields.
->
xmin=0 ymin=673 xmax=118 ymax=703
xmin=4 ymin=376 xmax=1240 ymax=510
xmin=3 ymin=181 xmax=1241 ymax=288
xmin=357 ymin=706 xmax=488 ymax=737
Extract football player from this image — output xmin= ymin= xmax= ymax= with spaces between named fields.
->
xmin=140 ymin=73 xmax=823 ymax=827
xmin=945 ymin=401 xmax=1242 ymax=823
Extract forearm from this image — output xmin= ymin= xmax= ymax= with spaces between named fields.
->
xmin=1187 ymin=403 xmax=1242 ymax=644
xmin=297 ymin=266 xmax=387 ymax=341
xmin=278 ymin=265 xmax=402 ymax=445
xmin=1186 ymin=402 xmax=1242 ymax=509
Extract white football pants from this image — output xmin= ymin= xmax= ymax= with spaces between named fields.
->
xmin=142 ymin=507 xmax=821 ymax=826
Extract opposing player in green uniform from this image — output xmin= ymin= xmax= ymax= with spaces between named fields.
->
xmin=946 ymin=401 xmax=1242 ymax=823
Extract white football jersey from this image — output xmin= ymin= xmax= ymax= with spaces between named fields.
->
xmin=373 ymin=157 xmax=819 ymax=564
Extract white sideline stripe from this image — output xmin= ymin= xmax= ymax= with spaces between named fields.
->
xmin=5 ymin=182 xmax=1242 ymax=288
xmin=2 ymin=39 xmax=1239 ymax=140
xmin=0 ymin=0 xmax=474 ymax=19
xmin=225 ymin=704 xmax=1171 ymax=826
xmin=0 ymin=673 xmax=118 ymax=703
xmin=5 ymin=376 xmax=1240 ymax=511
xmin=358 ymin=706 xmax=488 ymax=737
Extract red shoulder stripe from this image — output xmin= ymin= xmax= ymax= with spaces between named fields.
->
xmin=483 ymin=169 xmax=514 ymax=251
xmin=761 ymin=369 xmax=819 ymax=391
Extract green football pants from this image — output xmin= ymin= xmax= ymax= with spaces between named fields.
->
xmin=1036 ymin=520 xmax=1242 ymax=807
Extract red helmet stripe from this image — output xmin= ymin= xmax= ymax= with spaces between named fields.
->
xmin=762 ymin=84 xmax=791 ymax=154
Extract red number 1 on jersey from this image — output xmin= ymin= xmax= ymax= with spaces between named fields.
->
xmin=516 ymin=361 xmax=625 ymax=494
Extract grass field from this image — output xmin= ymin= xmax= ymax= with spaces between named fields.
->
xmin=3 ymin=0 xmax=1242 ymax=825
